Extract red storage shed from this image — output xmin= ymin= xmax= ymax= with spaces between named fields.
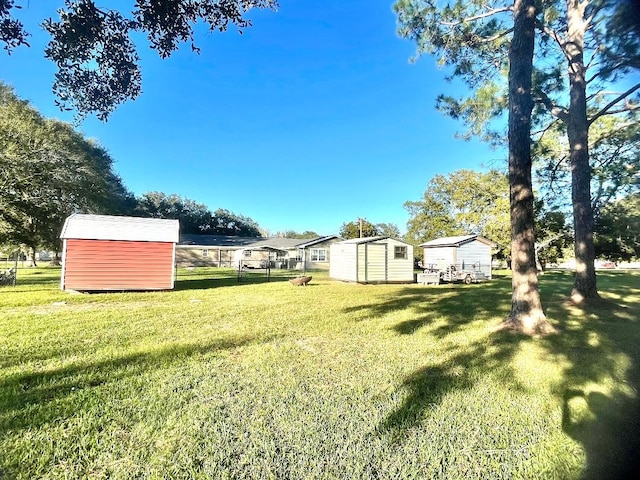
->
xmin=60 ymin=214 xmax=180 ymax=291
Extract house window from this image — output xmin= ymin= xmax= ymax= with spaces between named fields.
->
xmin=243 ymin=250 xmax=252 ymax=258
xmin=202 ymin=249 xmax=209 ymax=257
xmin=310 ymin=248 xmax=327 ymax=262
xmin=394 ymin=246 xmax=407 ymax=259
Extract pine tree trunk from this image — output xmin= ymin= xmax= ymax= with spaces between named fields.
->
xmin=566 ymin=0 xmax=599 ymax=302
xmin=500 ymin=0 xmax=555 ymax=335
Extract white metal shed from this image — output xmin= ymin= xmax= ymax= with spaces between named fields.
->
xmin=329 ymin=236 xmax=414 ymax=283
xmin=420 ymin=235 xmax=497 ymax=279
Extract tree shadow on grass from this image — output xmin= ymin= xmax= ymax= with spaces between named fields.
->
xmin=343 ymin=277 xmax=526 ymax=435
xmin=174 ymin=271 xmax=294 ymax=290
xmin=343 ymin=276 xmax=513 ymax=337
xmin=0 ymin=333 xmax=281 ymax=434
xmin=379 ymin=332 xmax=524 ymax=435
xmin=356 ymin=272 xmax=640 ymax=478
xmin=543 ymin=292 xmax=640 ymax=480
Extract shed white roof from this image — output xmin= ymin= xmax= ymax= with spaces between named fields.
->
xmin=420 ymin=235 xmax=497 ymax=248
xmin=60 ymin=214 xmax=179 ymax=243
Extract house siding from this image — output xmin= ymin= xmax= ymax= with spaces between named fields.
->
xmin=176 ymin=246 xmax=236 ymax=267
xmin=62 ymin=239 xmax=175 ymax=290
xmin=304 ymin=239 xmax=337 ymax=270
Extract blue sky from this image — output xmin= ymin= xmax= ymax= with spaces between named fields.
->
xmin=1 ymin=0 xmax=504 ymax=236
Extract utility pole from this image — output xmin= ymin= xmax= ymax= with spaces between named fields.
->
xmin=359 ymin=217 xmax=363 ymax=238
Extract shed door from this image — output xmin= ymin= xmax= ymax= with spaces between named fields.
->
xmin=359 ymin=244 xmax=386 ymax=282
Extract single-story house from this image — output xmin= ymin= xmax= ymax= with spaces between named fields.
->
xmin=60 ymin=214 xmax=179 ymax=291
xmin=176 ymin=234 xmax=342 ymax=271
xmin=176 ymin=234 xmax=263 ymax=267
xmin=420 ymin=234 xmax=497 ymax=279
xmin=329 ymin=236 xmax=414 ymax=283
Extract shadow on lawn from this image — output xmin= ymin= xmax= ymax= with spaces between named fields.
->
xmin=543 ymin=271 xmax=640 ymax=479
xmin=345 ymin=278 xmax=525 ymax=434
xmin=175 ymin=271 xmax=294 ymax=290
xmin=355 ymin=272 xmax=640 ymax=479
xmin=0 ymin=333 xmax=280 ymax=433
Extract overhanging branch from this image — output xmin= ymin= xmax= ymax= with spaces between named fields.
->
xmin=535 ymin=20 xmax=571 ymax=64
xmin=589 ymin=82 xmax=640 ymax=125
xmin=440 ymin=6 xmax=513 ymax=26
xmin=533 ymin=89 xmax=569 ymax=123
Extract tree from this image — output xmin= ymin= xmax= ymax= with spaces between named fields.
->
xmin=134 ymin=192 xmax=262 ymax=236
xmin=1 ymin=0 xmax=279 ymax=120
xmin=534 ymin=202 xmax=572 ymax=271
xmin=395 ymin=0 xmax=639 ymax=303
xmin=279 ymin=230 xmax=320 ymax=239
xmin=594 ymin=192 xmax=640 ymax=261
xmin=0 ymin=83 xmax=133 ymax=264
xmin=404 ymin=170 xmax=510 ymax=258
xmin=135 ymin=191 xmax=212 ymax=234
xmin=503 ymin=0 xmax=553 ymax=333
xmin=207 ymin=208 xmax=261 ymax=236
xmin=376 ymin=223 xmax=401 ymax=238
xmin=395 ymin=0 xmax=555 ymax=332
xmin=531 ymin=0 xmax=639 ymax=300
xmin=535 ymin=115 xmax=640 ymax=217
xmin=339 ymin=219 xmax=379 ymax=239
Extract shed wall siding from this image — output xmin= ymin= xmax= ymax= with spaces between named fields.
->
xmin=457 ymin=241 xmax=492 ymax=278
xmin=63 ymin=239 xmax=175 ymax=290
xmin=329 ymin=244 xmax=358 ymax=281
xmin=423 ymin=246 xmax=456 ymax=268
xmin=386 ymin=239 xmax=414 ymax=282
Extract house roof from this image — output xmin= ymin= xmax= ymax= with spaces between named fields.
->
xmin=420 ymin=235 xmax=497 ymax=248
xmin=60 ymin=214 xmax=179 ymax=243
xmin=179 ymin=234 xmax=264 ymax=247
xmin=248 ymin=237 xmax=308 ymax=250
xmin=178 ymin=234 xmax=341 ymax=250
xmin=295 ymin=235 xmax=342 ymax=248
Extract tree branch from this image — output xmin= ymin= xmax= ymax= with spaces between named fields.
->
xmin=478 ymin=27 xmax=514 ymax=44
xmin=589 ymin=82 xmax=640 ymax=125
xmin=532 ymin=118 xmax=561 ymax=140
xmin=440 ymin=6 xmax=513 ymax=26
xmin=535 ymin=232 xmax=569 ymax=253
xmin=533 ymin=89 xmax=569 ymax=123
xmin=587 ymin=60 xmax=634 ymax=85
xmin=535 ymin=19 xmax=571 ymax=64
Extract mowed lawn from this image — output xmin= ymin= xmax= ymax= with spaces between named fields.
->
xmin=1 ymin=267 xmax=639 ymax=479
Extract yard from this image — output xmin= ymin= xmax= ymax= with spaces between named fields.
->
xmin=1 ymin=268 xmax=639 ymax=479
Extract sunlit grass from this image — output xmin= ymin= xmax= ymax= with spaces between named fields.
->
xmin=1 ymin=267 xmax=638 ymax=479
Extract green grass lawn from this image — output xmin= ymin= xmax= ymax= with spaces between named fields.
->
xmin=1 ymin=267 xmax=639 ymax=479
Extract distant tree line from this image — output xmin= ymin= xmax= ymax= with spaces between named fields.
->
xmin=133 ymin=192 xmax=261 ymax=237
